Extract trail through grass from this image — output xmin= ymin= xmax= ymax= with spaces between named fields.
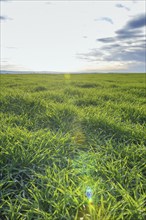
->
xmin=0 ymin=73 xmax=146 ymax=219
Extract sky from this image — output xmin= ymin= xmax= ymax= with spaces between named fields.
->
xmin=1 ymin=0 xmax=146 ymax=73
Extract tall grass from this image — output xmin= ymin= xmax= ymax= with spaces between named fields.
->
xmin=0 ymin=73 xmax=146 ymax=219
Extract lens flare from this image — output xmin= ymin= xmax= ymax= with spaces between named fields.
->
xmin=86 ymin=187 xmax=93 ymax=202
xmin=64 ymin=73 xmax=71 ymax=80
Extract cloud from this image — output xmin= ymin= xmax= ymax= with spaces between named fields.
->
xmin=97 ymin=30 xmax=143 ymax=43
xmin=97 ymin=14 xmax=145 ymax=43
xmin=105 ymin=47 xmax=145 ymax=62
xmin=115 ymin=3 xmax=130 ymax=11
xmin=101 ymin=43 xmax=121 ymax=50
xmin=77 ymin=44 xmax=145 ymax=73
xmin=0 ymin=16 xmax=7 ymax=20
xmin=101 ymin=17 xmax=113 ymax=24
xmin=6 ymin=46 xmax=18 ymax=49
xmin=115 ymin=14 xmax=145 ymax=40
xmin=1 ymin=63 xmax=31 ymax=71
xmin=0 ymin=15 xmax=12 ymax=21
xmin=76 ymin=48 xmax=105 ymax=63
xmin=78 ymin=41 xmax=145 ymax=63
xmin=0 ymin=0 xmax=11 ymax=2
xmin=116 ymin=29 xmax=144 ymax=40
xmin=126 ymin=14 xmax=146 ymax=29
xmin=45 ymin=1 xmax=52 ymax=4
xmin=78 ymin=14 xmax=146 ymax=72
xmin=97 ymin=37 xmax=115 ymax=43
xmin=95 ymin=17 xmax=113 ymax=24
xmin=102 ymin=41 xmax=146 ymax=52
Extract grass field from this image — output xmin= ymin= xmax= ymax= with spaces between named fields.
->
xmin=0 ymin=73 xmax=146 ymax=220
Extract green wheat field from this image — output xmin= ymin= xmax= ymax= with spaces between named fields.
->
xmin=0 ymin=73 xmax=146 ymax=220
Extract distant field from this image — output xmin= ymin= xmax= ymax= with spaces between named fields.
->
xmin=0 ymin=73 xmax=146 ymax=220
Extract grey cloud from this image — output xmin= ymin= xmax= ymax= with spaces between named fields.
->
xmin=77 ymin=49 xmax=104 ymax=62
xmin=85 ymin=49 xmax=104 ymax=58
xmin=102 ymin=41 xmax=146 ymax=51
xmin=95 ymin=17 xmax=113 ymax=24
xmin=97 ymin=31 xmax=144 ymax=43
xmin=116 ymin=3 xmax=130 ymax=11
xmin=102 ymin=43 xmax=121 ymax=50
xmin=116 ymin=29 xmax=144 ymax=40
xmin=101 ymin=17 xmax=113 ymax=24
xmin=97 ymin=14 xmax=145 ymax=43
xmin=0 ymin=16 xmax=7 ymax=20
xmin=105 ymin=48 xmax=145 ymax=62
xmin=100 ymin=37 xmax=145 ymax=62
xmin=126 ymin=14 xmax=146 ymax=29
xmin=110 ymin=42 xmax=144 ymax=62
xmin=97 ymin=37 xmax=115 ymax=43
xmin=79 ymin=42 xmax=145 ymax=64
xmin=115 ymin=14 xmax=146 ymax=40
xmin=0 ymin=15 xmax=12 ymax=21
xmin=78 ymin=13 xmax=146 ymax=68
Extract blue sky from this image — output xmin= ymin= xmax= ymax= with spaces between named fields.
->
xmin=1 ymin=0 xmax=146 ymax=73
